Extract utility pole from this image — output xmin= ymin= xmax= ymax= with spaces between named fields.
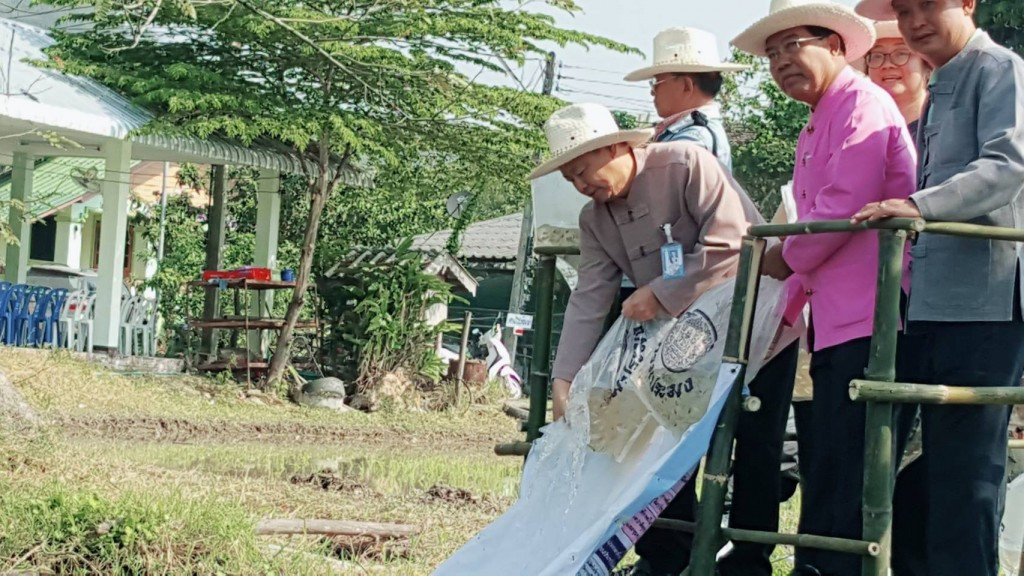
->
xmin=505 ymin=51 xmax=557 ymax=379
xmin=541 ymin=51 xmax=557 ymax=96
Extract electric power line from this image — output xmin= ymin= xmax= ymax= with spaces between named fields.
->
xmin=559 ymin=63 xmax=634 ymax=77
xmin=556 ymin=74 xmax=649 ymax=91
xmin=556 ymin=87 xmax=655 ymax=109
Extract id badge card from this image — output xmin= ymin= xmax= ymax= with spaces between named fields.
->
xmin=659 ymin=224 xmax=685 ymax=279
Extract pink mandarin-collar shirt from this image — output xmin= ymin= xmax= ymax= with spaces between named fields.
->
xmin=782 ymin=67 xmax=917 ymax=351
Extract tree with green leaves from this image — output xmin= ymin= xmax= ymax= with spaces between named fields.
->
xmin=611 ymin=110 xmax=642 ymax=130
xmin=978 ymin=0 xmax=1024 ymax=54
xmin=44 ymin=0 xmax=631 ymax=395
xmin=720 ymin=50 xmax=807 ymax=214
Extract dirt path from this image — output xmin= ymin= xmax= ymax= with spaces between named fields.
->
xmin=55 ymin=414 xmax=507 ymax=449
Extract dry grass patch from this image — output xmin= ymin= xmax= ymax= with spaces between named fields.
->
xmin=0 ymin=347 xmax=518 ymax=449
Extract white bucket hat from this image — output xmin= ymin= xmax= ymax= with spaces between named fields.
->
xmin=624 ymin=27 xmax=750 ymax=82
xmin=855 ymin=0 xmax=897 ymax=21
xmin=731 ymin=0 xmax=877 ymax=63
xmin=528 ymin=103 xmax=654 ymax=180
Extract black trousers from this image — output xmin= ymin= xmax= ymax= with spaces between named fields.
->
xmin=634 ymin=341 xmax=800 ymax=575
xmin=889 ymin=316 xmax=1024 ymax=576
xmin=891 ymin=454 xmax=928 ymax=576
xmin=790 ymin=333 xmax=920 ymax=576
xmin=792 ymin=337 xmax=875 ymax=576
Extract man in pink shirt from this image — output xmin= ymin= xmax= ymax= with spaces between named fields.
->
xmin=733 ymin=1 xmax=917 ymax=575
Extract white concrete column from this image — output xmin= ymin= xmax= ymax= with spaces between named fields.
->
xmin=249 ymin=168 xmax=281 ymax=356
xmin=253 ymin=168 xmax=281 ymax=274
xmin=4 ymin=152 xmax=33 ymax=283
xmin=53 ymin=204 xmax=85 ymax=269
xmin=94 ymin=140 xmax=132 ymax=351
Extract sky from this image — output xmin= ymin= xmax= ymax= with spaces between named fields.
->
xmin=480 ymin=0 xmax=863 ymax=120
xmin=0 ymin=0 xmax=864 ymax=121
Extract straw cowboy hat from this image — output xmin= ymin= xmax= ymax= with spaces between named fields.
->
xmin=624 ymin=27 xmax=749 ymax=82
xmin=732 ymin=0 xmax=877 ymax=63
xmin=528 ymin=103 xmax=654 ymax=180
xmin=855 ymin=0 xmax=897 ymax=21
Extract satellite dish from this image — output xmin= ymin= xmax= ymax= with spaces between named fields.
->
xmin=70 ymin=166 xmax=101 ymax=194
xmin=445 ymin=190 xmax=472 ymax=219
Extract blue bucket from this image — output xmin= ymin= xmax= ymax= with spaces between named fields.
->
xmin=281 ymin=269 xmax=295 ymax=282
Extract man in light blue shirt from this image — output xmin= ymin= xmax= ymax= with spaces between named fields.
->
xmin=624 ymin=27 xmax=745 ymax=170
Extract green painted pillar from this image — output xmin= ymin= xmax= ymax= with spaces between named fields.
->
xmin=4 ymin=152 xmax=33 ymax=284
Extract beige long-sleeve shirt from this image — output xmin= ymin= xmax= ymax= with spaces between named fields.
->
xmin=551 ymin=142 xmax=764 ymax=382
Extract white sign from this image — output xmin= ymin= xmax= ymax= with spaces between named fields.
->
xmin=506 ymin=313 xmax=534 ymax=331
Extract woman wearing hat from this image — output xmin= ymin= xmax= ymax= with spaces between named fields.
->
xmin=532 ymin=102 xmax=775 ymax=576
xmin=864 ymin=21 xmax=929 ymax=132
xmin=732 ymin=1 xmax=917 ymax=575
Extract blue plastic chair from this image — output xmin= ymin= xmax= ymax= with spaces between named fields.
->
xmin=2 ymin=284 xmax=28 ymax=345
xmin=39 ymin=288 xmax=68 ymax=347
xmin=12 ymin=286 xmax=48 ymax=346
xmin=23 ymin=288 xmax=65 ymax=347
xmin=0 ymin=282 xmax=12 ymax=344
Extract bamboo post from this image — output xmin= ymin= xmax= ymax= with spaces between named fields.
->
xmin=923 ymin=221 xmax=1024 ymax=242
xmin=494 ymin=441 xmax=532 ymax=456
xmin=456 ymin=311 xmax=472 ymax=403
xmin=656 ymin=519 xmax=880 ymax=557
xmin=690 ymin=236 xmax=766 ymax=576
xmin=850 ymin=380 xmax=1024 ymax=405
xmin=525 ymin=256 xmax=556 ymax=442
xmin=748 ymin=217 xmax=924 ymax=238
xmin=860 ymin=229 xmax=907 ymax=576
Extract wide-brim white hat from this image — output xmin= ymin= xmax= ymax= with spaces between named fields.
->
xmin=624 ymin=27 xmax=749 ymax=81
xmin=855 ymin=0 xmax=896 ymax=21
xmin=873 ymin=20 xmax=902 ymax=41
xmin=732 ymin=0 xmax=877 ymax=63
xmin=528 ymin=103 xmax=654 ymax=180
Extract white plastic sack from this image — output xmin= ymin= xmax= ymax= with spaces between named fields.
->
xmin=1000 ymin=474 xmax=1024 ymax=576
xmin=434 ymin=277 xmax=789 ymax=576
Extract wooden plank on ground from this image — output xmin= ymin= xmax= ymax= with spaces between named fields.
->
xmin=255 ymin=518 xmax=419 ymax=539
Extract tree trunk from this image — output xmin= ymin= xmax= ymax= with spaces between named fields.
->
xmin=266 ymin=137 xmax=340 ymax=396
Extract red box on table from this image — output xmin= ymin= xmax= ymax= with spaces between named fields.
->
xmin=202 ymin=267 xmax=272 ymax=282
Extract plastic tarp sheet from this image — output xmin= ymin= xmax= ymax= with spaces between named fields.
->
xmin=435 ymin=277 xmax=792 ymax=575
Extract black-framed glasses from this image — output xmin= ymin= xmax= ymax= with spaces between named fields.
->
xmin=765 ymin=36 xmax=826 ymax=62
xmin=866 ymin=50 xmax=912 ymax=68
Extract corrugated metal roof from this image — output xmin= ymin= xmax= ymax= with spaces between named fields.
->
xmin=412 ymin=213 xmax=523 ymax=262
xmin=0 ymin=156 xmax=126 ymax=219
xmin=323 ymin=248 xmax=477 ymax=295
xmin=0 ymin=18 xmax=370 ymax=187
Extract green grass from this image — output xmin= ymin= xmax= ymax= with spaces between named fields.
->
xmin=3 ymin=347 xmax=517 ymax=443
xmin=0 ymin=347 xmax=809 ymax=575
xmin=0 ymin=348 xmax=525 ymax=574
xmin=95 ymin=440 xmax=521 ymax=498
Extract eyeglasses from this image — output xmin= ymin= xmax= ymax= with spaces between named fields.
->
xmin=765 ymin=36 xmax=826 ymax=62
xmin=866 ymin=50 xmax=913 ymax=68
xmin=648 ymin=74 xmax=681 ymax=89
